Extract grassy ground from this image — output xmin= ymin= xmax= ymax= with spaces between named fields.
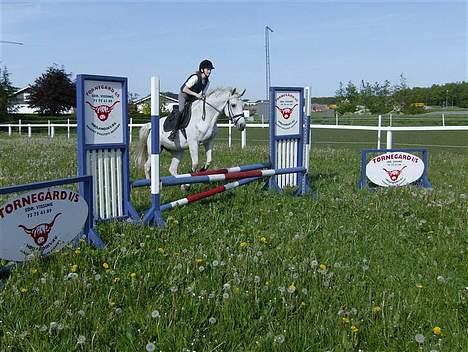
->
xmin=0 ymin=134 xmax=467 ymax=351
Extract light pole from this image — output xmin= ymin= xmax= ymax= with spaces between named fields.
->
xmin=0 ymin=41 xmax=24 ymax=45
xmin=265 ymin=26 xmax=274 ymax=101
xmin=445 ymin=89 xmax=449 ymax=110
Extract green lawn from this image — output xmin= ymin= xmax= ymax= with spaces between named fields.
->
xmin=0 ymin=134 xmax=467 ymax=351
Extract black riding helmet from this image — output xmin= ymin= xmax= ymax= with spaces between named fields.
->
xmin=199 ymin=59 xmax=214 ymax=71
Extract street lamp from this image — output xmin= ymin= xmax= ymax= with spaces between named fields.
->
xmin=265 ymin=26 xmax=274 ymax=101
xmin=0 ymin=41 xmax=24 ymax=45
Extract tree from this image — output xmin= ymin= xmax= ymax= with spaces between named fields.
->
xmin=0 ymin=66 xmax=16 ymax=122
xmin=335 ymin=81 xmax=358 ymax=116
xmin=28 ymin=65 xmax=75 ymax=115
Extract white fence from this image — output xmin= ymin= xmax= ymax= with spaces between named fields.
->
xmin=1 ymin=118 xmax=467 ymax=150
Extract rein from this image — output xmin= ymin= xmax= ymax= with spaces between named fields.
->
xmin=201 ymin=96 xmax=244 ymax=125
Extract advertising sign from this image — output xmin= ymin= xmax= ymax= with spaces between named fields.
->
xmin=274 ymin=90 xmax=300 ymax=136
xmin=83 ymin=79 xmax=124 ymax=145
xmin=0 ymin=188 xmax=88 ymax=261
xmin=366 ymin=152 xmax=425 ymax=187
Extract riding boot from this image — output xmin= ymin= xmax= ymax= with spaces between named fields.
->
xmin=168 ymin=129 xmax=178 ymax=141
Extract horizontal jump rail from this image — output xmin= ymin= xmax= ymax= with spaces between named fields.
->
xmin=160 ymin=176 xmax=261 ymax=211
xmin=161 ymin=167 xmax=306 ymax=187
xmin=131 ymin=162 xmax=271 ymax=189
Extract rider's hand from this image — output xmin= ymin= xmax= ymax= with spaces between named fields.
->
xmin=196 ymin=92 xmax=203 ymax=99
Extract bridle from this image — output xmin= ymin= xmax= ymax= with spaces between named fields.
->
xmin=201 ymin=95 xmax=244 ymax=125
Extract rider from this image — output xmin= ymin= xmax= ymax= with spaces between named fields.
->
xmin=168 ymin=59 xmax=214 ymax=141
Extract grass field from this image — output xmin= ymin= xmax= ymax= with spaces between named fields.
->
xmin=0 ymin=133 xmax=467 ymax=351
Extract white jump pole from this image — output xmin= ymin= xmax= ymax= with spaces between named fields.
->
xmin=18 ymin=119 xmax=22 ymax=136
xmin=142 ymin=76 xmax=164 ymax=227
xmin=8 ymin=124 xmax=12 ymax=136
xmin=241 ymin=128 xmax=246 ymax=149
xmin=442 ymin=113 xmax=445 ymax=126
xmin=228 ymin=119 xmax=232 ymax=149
xmin=28 ymin=124 xmax=31 ymax=137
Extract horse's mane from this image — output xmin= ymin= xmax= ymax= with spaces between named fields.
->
xmin=206 ymin=87 xmax=236 ymax=99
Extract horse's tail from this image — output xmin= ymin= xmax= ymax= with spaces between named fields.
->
xmin=135 ymin=123 xmax=151 ymax=172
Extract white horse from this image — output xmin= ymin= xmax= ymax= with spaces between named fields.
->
xmin=136 ymin=87 xmax=246 ymax=180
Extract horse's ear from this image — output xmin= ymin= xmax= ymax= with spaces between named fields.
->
xmin=232 ymin=88 xmax=237 ymax=95
xmin=239 ymin=89 xmax=246 ymax=97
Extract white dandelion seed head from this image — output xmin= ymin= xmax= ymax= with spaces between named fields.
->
xmin=212 ymin=260 xmax=219 ymax=267
xmin=311 ymin=260 xmax=318 ymax=267
xmin=170 ymin=286 xmax=178 ymax=293
xmin=198 ymin=266 xmax=205 ymax=272
xmin=437 ymin=275 xmax=446 ymax=283
xmin=415 ymin=333 xmax=425 ymax=344
xmin=146 ymin=342 xmax=156 ymax=352
xmin=223 ymin=283 xmax=231 ymax=291
xmin=77 ymin=310 xmax=85 ymax=317
xmin=274 ymin=334 xmax=285 ymax=344
xmin=186 ymin=286 xmax=193 ymax=293
xmin=208 ymin=317 xmax=217 ymax=324
xmin=223 ymin=292 xmax=230 ymax=299
xmin=49 ymin=322 xmax=58 ymax=329
xmin=115 ymin=308 xmax=122 ymax=315
xmin=278 ymin=286 xmax=285 ymax=293
xmin=94 ymin=274 xmax=101 ymax=281
xmin=77 ymin=335 xmax=86 ymax=344
xmin=151 ymin=310 xmax=160 ymax=319
xmin=287 ymin=286 xmax=296 ymax=294
xmin=301 ymin=288 xmax=308 ymax=295
xmin=66 ymin=273 xmax=78 ymax=280
xmin=208 ymin=293 xmax=215 ymax=299
xmin=254 ymin=276 xmax=261 ymax=283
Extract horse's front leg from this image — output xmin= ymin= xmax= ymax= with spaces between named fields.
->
xmin=188 ymin=141 xmax=199 ymax=172
xmin=169 ymin=151 xmax=184 ymax=177
xmin=201 ymin=138 xmax=214 ymax=171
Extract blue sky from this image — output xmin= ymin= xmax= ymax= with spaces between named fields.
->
xmin=1 ymin=0 xmax=467 ymax=100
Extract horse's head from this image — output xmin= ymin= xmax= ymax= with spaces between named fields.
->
xmin=224 ymin=88 xmax=246 ymax=131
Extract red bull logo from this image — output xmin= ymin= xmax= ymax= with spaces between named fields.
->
xmin=383 ymin=166 xmax=407 ymax=182
xmin=86 ymin=101 xmax=120 ymax=122
xmin=18 ymin=213 xmax=62 ymax=246
xmin=275 ymin=104 xmax=298 ymax=119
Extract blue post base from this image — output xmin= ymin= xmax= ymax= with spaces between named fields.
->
xmin=142 ymin=206 xmax=165 ymax=228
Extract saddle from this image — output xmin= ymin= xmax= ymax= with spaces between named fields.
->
xmin=163 ymin=102 xmax=192 ymax=140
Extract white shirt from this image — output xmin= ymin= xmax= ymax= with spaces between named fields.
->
xmin=185 ymin=74 xmax=210 ymax=94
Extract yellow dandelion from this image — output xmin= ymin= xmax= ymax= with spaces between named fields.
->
xmin=20 ymin=288 xmax=28 ymax=293
xmin=195 ymin=258 xmax=205 ymax=265
xmin=432 ymin=326 xmax=442 ymax=336
xmin=260 ymin=236 xmax=268 ymax=244
xmin=158 ymin=247 xmax=165 ymax=254
xmin=265 ymin=280 xmax=271 ymax=286
xmin=113 ymin=277 xmax=120 ymax=283
xmin=341 ymin=317 xmax=350 ymax=324
xmin=102 ymin=262 xmax=110 ymax=270
xmin=130 ymin=272 xmax=136 ymax=279
xmin=416 ymin=283 xmax=424 ymax=289
xmin=351 ymin=325 xmax=359 ymax=333
xmin=233 ymin=287 xmax=240 ymax=294
xmin=75 ymin=248 xmax=81 ymax=255
xmin=372 ymin=305 xmax=381 ymax=313
xmin=301 ymin=301 xmax=306 ymax=307
xmin=240 ymin=241 xmax=249 ymax=248
xmin=319 ymin=263 xmax=327 ymax=271
xmin=30 ymin=268 xmax=38 ymax=274
xmin=71 ymin=264 xmax=78 ymax=273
